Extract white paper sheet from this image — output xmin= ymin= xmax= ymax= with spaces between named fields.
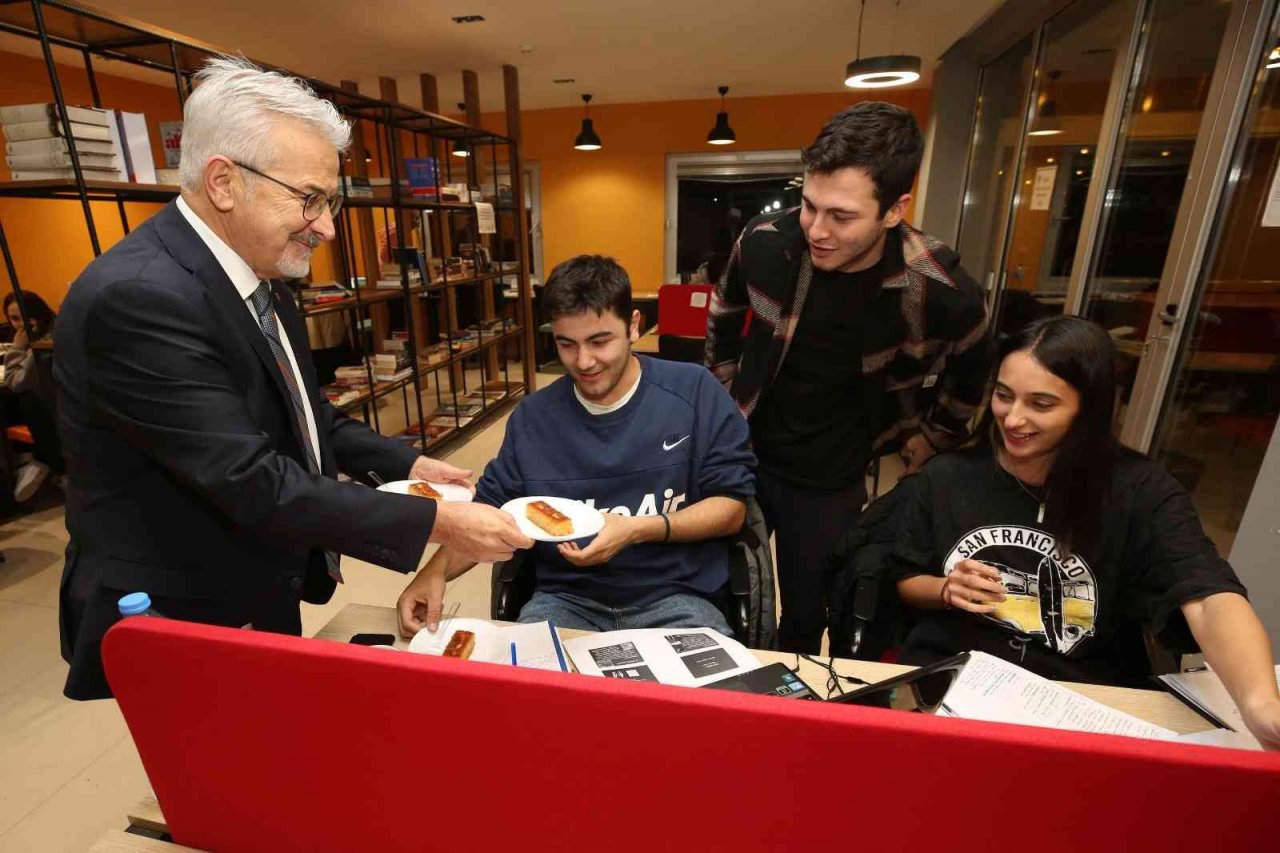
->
xmin=408 ymin=619 xmax=568 ymax=672
xmin=474 ymin=201 xmax=496 ymax=234
xmin=941 ymin=651 xmax=1176 ymax=740
xmin=562 ymin=628 xmax=761 ymax=687
xmin=1175 ymin=728 xmax=1263 ymax=751
xmin=1159 ymin=665 xmax=1280 ymax=750
xmin=1029 ymin=165 xmax=1057 ymax=211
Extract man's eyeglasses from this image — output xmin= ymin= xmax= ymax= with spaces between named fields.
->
xmin=231 ymin=160 xmax=344 ymax=222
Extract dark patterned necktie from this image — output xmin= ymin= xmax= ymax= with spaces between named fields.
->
xmin=250 ymin=281 xmax=342 ymax=583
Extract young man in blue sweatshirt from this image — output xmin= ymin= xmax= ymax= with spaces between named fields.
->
xmin=397 ymin=255 xmax=756 ymax=636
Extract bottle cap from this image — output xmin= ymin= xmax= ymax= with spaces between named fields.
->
xmin=118 ymin=592 xmax=152 ymax=617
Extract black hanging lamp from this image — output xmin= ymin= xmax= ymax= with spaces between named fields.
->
xmin=707 ymin=85 xmax=736 ymax=145
xmin=844 ymin=0 xmax=921 ymax=89
xmin=574 ymin=94 xmax=602 ymax=151
xmin=452 ymin=103 xmax=471 ymax=158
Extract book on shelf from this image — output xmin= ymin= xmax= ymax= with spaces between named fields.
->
xmin=5 ymin=150 xmax=122 ymax=171
xmin=436 ymin=401 xmax=484 ymax=418
xmin=0 ymin=103 xmax=110 ymax=126
xmin=430 ymin=413 xmax=473 ymax=428
xmin=113 ymin=111 xmax=157 ymax=184
xmin=9 ymin=165 xmax=126 ymax=182
xmin=0 ymin=119 xmax=112 ymax=143
xmin=481 ymin=378 xmax=521 ymax=392
xmin=155 ymin=168 xmax=179 ymax=185
xmin=340 ymin=175 xmax=373 ymax=198
xmin=419 ymin=343 xmax=451 ymax=365
xmin=4 ymin=136 xmax=116 ymax=157
xmin=374 ymin=367 xmax=413 ymax=384
xmin=300 ymin=288 xmax=349 ymax=305
xmin=367 ymin=352 xmax=410 ymax=369
xmin=321 ymin=385 xmax=363 ymax=407
xmin=404 ymin=157 xmax=437 ymax=196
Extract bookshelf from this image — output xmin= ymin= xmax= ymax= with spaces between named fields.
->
xmin=0 ymin=0 xmax=536 ymax=457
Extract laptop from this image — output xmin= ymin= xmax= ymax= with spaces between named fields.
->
xmin=104 ymin=619 xmax=1280 ymax=853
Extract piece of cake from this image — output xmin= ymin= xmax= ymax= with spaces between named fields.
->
xmin=408 ymin=481 xmax=443 ymax=500
xmin=442 ymin=630 xmax=476 ymax=659
xmin=526 ymin=500 xmax=573 ymax=537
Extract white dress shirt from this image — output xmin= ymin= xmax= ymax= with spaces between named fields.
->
xmin=176 ymin=196 xmax=323 ymax=468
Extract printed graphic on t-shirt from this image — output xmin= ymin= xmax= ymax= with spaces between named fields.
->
xmin=944 ymin=525 xmax=1097 ymax=654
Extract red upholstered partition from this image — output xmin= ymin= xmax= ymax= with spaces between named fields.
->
xmin=104 ymin=619 xmax=1280 ymax=853
xmin=658 ymin=284 xmax=713 ymax=338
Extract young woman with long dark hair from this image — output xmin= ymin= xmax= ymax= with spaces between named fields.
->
xmin=893 ymin=315 xmax=1280 ymax=748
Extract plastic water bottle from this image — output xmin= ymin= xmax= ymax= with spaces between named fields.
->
xmin=118 ymin=592 xmax=161 ymax=618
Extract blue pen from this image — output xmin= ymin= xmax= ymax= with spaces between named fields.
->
xmin=548 ymin=621 xmax=569 ymax=672
xmin=510 ymin=641 xmax=518 ymax=666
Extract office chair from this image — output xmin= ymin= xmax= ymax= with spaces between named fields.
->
xmin=492 ymin=497 xmax=777 ymax=649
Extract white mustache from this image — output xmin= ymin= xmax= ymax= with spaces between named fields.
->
xmin=292 ymin=233 xmax=321 ymax=249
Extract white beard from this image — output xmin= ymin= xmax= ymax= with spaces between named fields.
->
xmin=277 ymin=240 xmax=315 ymax=279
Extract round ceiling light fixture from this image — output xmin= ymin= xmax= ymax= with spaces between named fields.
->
xmin=844 ymin=0 xmax=921 ymax=89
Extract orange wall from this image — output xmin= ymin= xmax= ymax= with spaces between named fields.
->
xmin=491 ymin=89 xmax=932 ymax=289
xmin=2 ymin=46 xmax=930 ymax=307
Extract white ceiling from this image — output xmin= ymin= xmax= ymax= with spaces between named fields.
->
xmin=69 ymin=0 xmax=1005 ymax=111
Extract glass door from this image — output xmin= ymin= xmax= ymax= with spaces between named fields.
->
xmin=1079 ymin=0 xmax=1237 ymax=438
xmin=956 ymin=36 xmax=1035 ymax=313
xmin=994 ymin=0 xmax=1138 ymax=337
xmin=1149 ymin=6 xmax=1280 ymax=555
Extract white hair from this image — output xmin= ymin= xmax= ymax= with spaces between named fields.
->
xmin=178 ymin=56 xmax=351 ymax=193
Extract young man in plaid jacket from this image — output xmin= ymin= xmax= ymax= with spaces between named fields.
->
xmin=705 ymin=102 xmax=992 ymax=654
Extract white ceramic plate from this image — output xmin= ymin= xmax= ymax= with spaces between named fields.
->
xmin=406 ymin=617 xmax=498 ymax=661
xmin=377 ymin=479 xmax=473 ymax=503
xmin=500 ymin=495 xmax=605 ymax=543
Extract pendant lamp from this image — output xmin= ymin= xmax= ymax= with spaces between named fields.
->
xmin=707 ymin=86 xmax=736 ymax=145
xmin=452 ymin=103 xmax=471 ymax=158
xmin=573 ymin=94 xmax=602 ymax=151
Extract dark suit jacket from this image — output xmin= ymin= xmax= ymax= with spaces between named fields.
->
xmin=55 ymin=201 xmax=435 ymax=698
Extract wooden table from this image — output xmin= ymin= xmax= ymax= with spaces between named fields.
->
xmin=316 ymin=604 xmax=1213 ymax=734
xmin=104 ymin=603 xmax=1214 ymax=850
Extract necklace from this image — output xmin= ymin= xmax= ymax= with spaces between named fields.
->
xmin=997 ymin=452 xmax=1050 ymax=524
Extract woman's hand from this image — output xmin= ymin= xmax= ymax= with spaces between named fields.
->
xmin=942 ymin=559 xmax=1008 ymax=614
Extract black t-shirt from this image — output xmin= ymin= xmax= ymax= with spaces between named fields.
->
xmin=750 ymin=262 xmax=881 ymax=488
xmin=891 ymin=447 xmax=1247 ymax=687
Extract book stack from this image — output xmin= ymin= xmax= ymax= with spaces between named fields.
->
xmin=474 ymin=379 xmax=520 ymax=401
xmin=1 ymin=103 xmax=125 ymax=181
xmin=419 ymin=343 xmax=451 ymax=366
xmin=332 ymin=365 xmax=371 ymax=391
xmin=436 ymin=400 xmax=484 ymax=419
xmin=365 ymin=352 xmax=411 ymax=383
xmin=321 ymin=383 xmax=363 ymax=407
xmin=376 ymin=265 xmax=423 ymax=289
xmin=298 ymin=283 xmax=349 ymax=306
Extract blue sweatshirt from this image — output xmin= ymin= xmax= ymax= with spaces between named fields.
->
xmin=476 ymin=355 xmax=756 ymax=607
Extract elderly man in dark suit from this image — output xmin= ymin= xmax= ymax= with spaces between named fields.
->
xmin=55 ymin=57 xmax=531 ymax=700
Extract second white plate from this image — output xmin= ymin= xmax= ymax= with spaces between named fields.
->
xmin=500 ymin=495 xmax=605 ymax=543
xmin=377 ymin=479 xmax=473 ymax=503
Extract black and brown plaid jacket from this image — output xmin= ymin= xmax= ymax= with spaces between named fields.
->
xmin=704 ymin=208 xmax=991 ymax=457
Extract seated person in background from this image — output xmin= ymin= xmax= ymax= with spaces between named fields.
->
xmin=893 ymin=315 xmax=1280 ymax=748
xmin=398 ymin=255 xmax=756 ymax=637
xmin=3 ymin=291 xmax=64 ymax=500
